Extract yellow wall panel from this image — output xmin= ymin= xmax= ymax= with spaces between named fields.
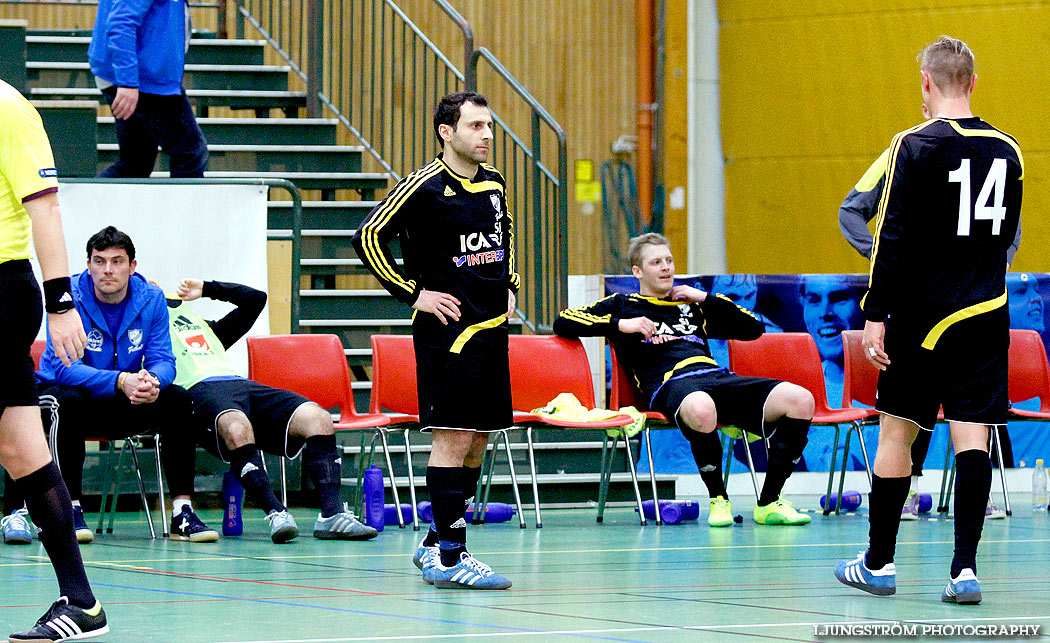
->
xmin=721 ymin=2 xmax=1050 ymax=273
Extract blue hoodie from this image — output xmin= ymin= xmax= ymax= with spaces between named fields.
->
xmin=88 ymin=0 xmax=188 ymax=95
xmin=37 ymin=270 xmax=177 ymax=397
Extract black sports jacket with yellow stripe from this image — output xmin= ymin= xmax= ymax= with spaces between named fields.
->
xmin=861 ymin=117 xmax=1022 ymax=343
xmin=553 ymin=292 xmax=763 ymax=401
xmin=351 ymin=155 xmax=520 ymax=343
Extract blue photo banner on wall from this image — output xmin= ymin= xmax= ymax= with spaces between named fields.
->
xmin=605 ymin=273 xmax=1050 ymax=475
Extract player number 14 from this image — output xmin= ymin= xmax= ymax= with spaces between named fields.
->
xmin=949 ymin=158 xmax=1007 ymax=236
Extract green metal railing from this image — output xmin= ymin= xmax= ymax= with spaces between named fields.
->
xmin=231 ymin=0 xmax=568 ymax=330
xmin=61 ymin=178 xmax=304 ymax=331
xmin=468 ymin=47 xmax=568 ymax=331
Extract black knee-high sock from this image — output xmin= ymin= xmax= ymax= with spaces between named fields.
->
xmin=952 ymin=449 xmax=991 ymax=577
xmin=17 ymin=462 xmax=95 ymax=608
xmin=227 ymin=445 xmax=284 ymax=515
xmin=3 ymin=471 xmax=25 ymax=516
xmin=427 ymin=466 xmax=465 ymax=566
xmin=911 ymin=428 xmax=933 ymax=478
xmin=424 ymin=466 xmax=480 ymax=547
xmin=866 ymin=474 xmax=912 ymax=569
xmin=759 ymin=417 xmax=810 ymax=506
xmin=684 ymin=430 xmax=727 ymax=499
xmin=302 ymin=435 xmax=342 ymax=517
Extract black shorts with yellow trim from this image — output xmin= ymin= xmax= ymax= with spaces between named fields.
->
xmin=650 ymin=369 xmax=783 ymax=436
xmin=414 ymin=317 xmax=512 ymax=433
xmin=0 ymin=261 xmax=43 ymax=410
xmin=876 ymin=306 xmax=1008 ymax=432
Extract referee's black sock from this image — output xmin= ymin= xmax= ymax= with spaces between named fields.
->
xmin=684 ymin=429 xmax=728 ymax=499
xmin=952 ymin=449 xmax=991 ymax=578
xmin=427 ymin=466 xmax=466 ymax=567
xmin=228 ymin=445 xmax=285 ymax=515
xmin=302 ymin=434 xmax=343 ymax=518
xmin=759 ymin=417 xmax=810 ymax=506
xmin=866 ymin=474 xmax=911 ymax=570
xmin=422 ymin=465 xmax=482 ymax=547
xmin=17 ymin=462 xmax=96 ymax=609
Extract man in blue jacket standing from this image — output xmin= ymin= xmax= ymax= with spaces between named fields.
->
xmin=4 ymin=226 xmax=216 ymax=544
xmin=88 ymin=0 xmax=208 ymax=177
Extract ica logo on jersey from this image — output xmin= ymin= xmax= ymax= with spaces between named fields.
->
xmin=459 ymin=231 xmax=501 ymax=252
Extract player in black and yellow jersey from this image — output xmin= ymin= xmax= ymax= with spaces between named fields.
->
xmin=352 ymin=92 xmax=517 ymax=590
xmin=0 ymin=78 xmax=108 ymax=640
xmin=835 ymin=36 xmax=1023 ymax=605
xmin=554 ymin=233 xmax=815 ymax=527
xmin=838 ymin=104 xmax=1018 ymax=522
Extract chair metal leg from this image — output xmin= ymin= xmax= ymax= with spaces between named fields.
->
xmin=643 ymin=427 xmax=661 ymax=525
xmin=378 ymin=429 xmax=405 ymax=528
xmin=154 ymin=435 xmax=168 ymax=537
xmin=105 ymin=440 xmax=130 ymax=534
xmin=499 ymin=430 xmax=527 ymax=528
xmin=856 ymin=422 xmax=873 ymax=489
xmin=836 ymin=425 xmax=854 ymax=515
xmin=938 ymin=439 xmax=954 ymax=512
xmin=278 ymin=456 xmax=288 ymax=508
xmin=721 ymin=433 xmax=732 ymax=488
xmin=596 ymin=434 xmax=615 ymax=523
xmin=525 ymin=426 xmax=541 ymax=528
xmin=742 ymin=433 xmax=761 ymax=502
xmin=823 ymin=424 xmax=841 ymax=516
xmin=991 ymin=425 xmax=1011 ymax=516
xmin=96 ymin=440 xmax=117 ymax=534
xmin=402 ymin=428 xmax=419 ymax=531
xmin=621 ymin=430 xmax=647 ymax=526
xmin=477 ymin=441 xmax=499 ymax=524
xmin=353 ymin=432 xmax=378 ymax=515
xmin=128 ymin=441 xmax=156 ymax=539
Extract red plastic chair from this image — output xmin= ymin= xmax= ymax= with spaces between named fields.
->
xmin=1008 ymin=329 xmax=1050 ymax=419
xmin=728 ymin=332 xmax=869 ymax=515
xmin=246 ymin=334 xmax=406 ymax=526
xmin=508 ymin=335 xmax=633 ymax=526
xmin=840 ymin=330 xmax=878 ymax=491
xmin=30 ymin=339 xmax=46 ymax=369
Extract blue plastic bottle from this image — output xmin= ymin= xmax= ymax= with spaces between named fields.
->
xmin=820 ymin=490 xmax=863 ymax=512
xmin=638 ymin=500 xmax=700 ymax=524
xmin=918 ymin=492 xmax=933 ymax=513
xmin=222 ymin=471 xmax=243 ymax=536
xmin=362 ymin=466 xmax=385 ymax=532
xmin=417 ymin=501 xmax=434 ymax=523
xmin=383 ymin=503 xmax=414 ymax=525
xmin=464 ymin=503 xmax=516 ymax=523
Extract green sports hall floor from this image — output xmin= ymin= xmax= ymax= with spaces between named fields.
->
xmin=2 ymin=496 xmax=1048 ymax=642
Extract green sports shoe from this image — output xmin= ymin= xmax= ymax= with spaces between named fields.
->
xmin=753 ymin=498 xmax=811 ymax=525
xmin=708 ymin=497 xmax=733 ymax=527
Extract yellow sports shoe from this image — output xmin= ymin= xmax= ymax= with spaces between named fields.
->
xmin=753 ymin=497 xmax=811 ymax=525
xmin=708 ymin=497 xmax=733 ymax=527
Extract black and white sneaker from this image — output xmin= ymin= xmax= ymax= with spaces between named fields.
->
xmin=169 ymin=506 xmax=219 ymax=543
xmin=8 ymin=596 xmax=108 ymax=641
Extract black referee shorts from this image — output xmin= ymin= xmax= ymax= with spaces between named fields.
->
xmin=0 ymin=260 xmax=43 ymax=410
xmin=651 ymin=369 xmax=783 ymax=437
xmin=414 ymin=323 xmax=512 ymax=433
xmin=877 ymin=307 xmax=1009 ymax=431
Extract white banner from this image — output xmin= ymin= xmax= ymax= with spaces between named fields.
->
xmin=32 ymin=182 xmax=271 ymax=375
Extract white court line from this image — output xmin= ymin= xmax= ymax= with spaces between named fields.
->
xmin=218 ymin=614 xmax=1050 ymax=642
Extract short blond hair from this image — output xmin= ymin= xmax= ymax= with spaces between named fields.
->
xmin=627 ymin=232 xmax=671 ymax=269
xmin=918 ymin=35 xmax=975 ymax=96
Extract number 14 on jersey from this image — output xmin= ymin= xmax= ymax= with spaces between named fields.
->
xmin=949 ymin=158 xmax=1007 ymax=236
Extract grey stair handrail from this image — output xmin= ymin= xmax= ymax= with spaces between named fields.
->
xmin=59 ymin=177 xmax=304 ymax=331
xmin=469 ymin=47 xmax=569 ymax=330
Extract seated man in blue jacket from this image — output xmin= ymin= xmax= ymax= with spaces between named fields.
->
xmin=3 ymin=226 xmax=215 ymax=544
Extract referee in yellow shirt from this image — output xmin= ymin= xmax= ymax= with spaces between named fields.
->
xmin=0 ymin=78 xmax=108 ymax=641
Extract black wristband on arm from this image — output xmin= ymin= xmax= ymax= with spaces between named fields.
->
xmin=42 ymin=277 xmax=74 ymax=314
